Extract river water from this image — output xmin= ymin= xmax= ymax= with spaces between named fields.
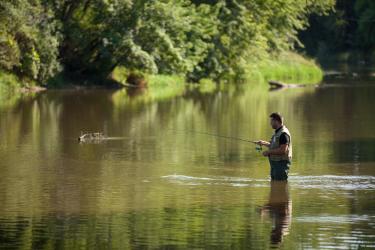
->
xmin=0 ymin=75 xmax=374 ymax=249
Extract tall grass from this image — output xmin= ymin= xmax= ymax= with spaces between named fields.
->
xmin=0 ymin=70 xmax=22 ymax=92
xmin=0 ymin=51 xmax=323 ymax=104
xmin=0 ymin=70 xmax=24 ymax=109
xmin=0 ymin=69 xmax=39 ymax=92
xmin=245 ymin=52 xmax=323 ymax=84
xmin=112 ymin=53 xmax=323 ymax=101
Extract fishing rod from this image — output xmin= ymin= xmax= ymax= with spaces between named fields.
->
xmin=78 ymin=130 xmax=263 ymax=152
xmin=169 ymin=129 xmax=263 ymax=152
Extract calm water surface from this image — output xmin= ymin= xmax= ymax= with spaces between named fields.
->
xmin=0 ymin=76 xmax=374 ymax=249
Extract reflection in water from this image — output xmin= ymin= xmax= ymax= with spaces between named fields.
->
xmin=260 ymin=181 xmax=292 ymax=246
xmin=0 ymin=80 xmax=375 ymax=248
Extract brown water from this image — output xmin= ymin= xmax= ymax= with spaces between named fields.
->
xmin=0 ymin=78 xmax=374 ymax=249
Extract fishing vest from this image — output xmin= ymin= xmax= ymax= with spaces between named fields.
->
xmin=269 ymin=126 xmax=292 ymax=162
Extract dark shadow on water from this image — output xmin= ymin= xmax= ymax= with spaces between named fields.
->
xmin=260 ymin=181 xmax=292 ymax=247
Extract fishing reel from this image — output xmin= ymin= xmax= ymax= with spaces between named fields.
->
xmin=255 ymin=144 xmax=262 ymax=152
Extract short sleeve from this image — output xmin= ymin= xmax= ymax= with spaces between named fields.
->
xmin=279 ymin=133 xmax=290 ymax=145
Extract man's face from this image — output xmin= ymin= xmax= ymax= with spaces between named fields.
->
xmin=270 ymin=118 xmax=280 ymax=129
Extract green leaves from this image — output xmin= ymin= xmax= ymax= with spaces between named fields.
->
xmin=355 ymin=0 xmax=375 ymax=50
xmin=0 ymin=0 xmax=61 ymax=82
xmin=0 ymin=34 xmax=21 ymax=71
xmin=0 ymin=0 xmax=335 ymax=85
xmin=300 ymin=0 xmax=375 ymax=62
xmin=190 ymin=0 xmax=335 ymax=81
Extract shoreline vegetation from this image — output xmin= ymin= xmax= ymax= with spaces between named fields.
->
xmin=244 ymin=52 xmax=323 ymax=85
xmin=0 ymin=51 xmax=323 ymax=96
xmin=0 ymin=0 xmax=335 ymax=96
xmin=112 ymin=52 xmax=323 ymax=86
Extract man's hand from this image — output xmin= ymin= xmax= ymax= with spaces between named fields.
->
xmin=256 ymin=140 xmax=270 ymax=147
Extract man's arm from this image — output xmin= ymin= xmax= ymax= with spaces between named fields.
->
xmin=262 ymin=133 xmax=289 ymax=156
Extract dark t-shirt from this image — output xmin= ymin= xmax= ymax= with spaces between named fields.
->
xmin=275 ymin=127 xmax=290 ymax=145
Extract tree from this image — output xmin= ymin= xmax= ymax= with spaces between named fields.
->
xmin=299 ymin=0 xmax=375 ymax=62
xmin=0 ymin=0 xmax=61 ymax=83
xmin=47 ymin=0 xmax=216 ymax=82
xmin=355 ymin=0 xmax=375 ymax=52
xmin=191 ymin=0 xmax=335 ymax=81
xmin=1 ymin=0 xmax=335 ymax=85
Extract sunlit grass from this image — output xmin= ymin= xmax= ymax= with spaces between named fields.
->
xmin=0 ymin=70 xmax=22 ymax=92
xmin=0 ymin=70 xmax=28 ymax=109
xmin=0 ymin=51 xmax=324 ymax=105
xmin=112 ymin=54 xmax=323 ymax=101
xmin=111 ymin=67 xmax=129 ymax=85
xmin=245 ymin=52 xmax=323 ymax=85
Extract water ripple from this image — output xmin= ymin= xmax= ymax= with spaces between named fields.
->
xmin=294 ymin=214 xmax=375 ymax=224
xmin=161 ymin=174 xmax=375 ymax=190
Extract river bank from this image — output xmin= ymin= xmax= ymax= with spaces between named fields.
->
xmin=0 ymin=52 xmax=323 ymax=97
xmin=244 ymin=52 xmax=323 ymax=85
xmin=111 ymin=52 xmax=323 ymax=94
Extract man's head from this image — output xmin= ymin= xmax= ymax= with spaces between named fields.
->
xmin=269 ymin=112 xmax=283 ymax=129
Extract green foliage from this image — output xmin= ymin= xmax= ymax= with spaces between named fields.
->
xmin=0 ymin=69 xmax=22 ymax=90
xmin=112 ymin=72 xmax=186 ymax=105
xmin=0 ymin=0 xmax=334 ymax=87
xmin=355 ymin=0 xmax=375 ymax=51
xmin=0 ymin=34 xmax=20 ymax=70
xmin=245 ymin=52 xmax=323 ymax=84
xmin=190 ymin=0 xmax=334 ymax=81
xmin=300 ymin=0 xmax=375 ymax=62
xmin=0 ymin=0 xmax=61 ymax=83
xmin=111 ymin=66 xmax=129 ymax=85
xmin=51 ymin=0 xmax=218 ymax=80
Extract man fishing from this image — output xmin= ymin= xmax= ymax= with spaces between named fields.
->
xmin=256 ymin=113 xmax=292 ymax=181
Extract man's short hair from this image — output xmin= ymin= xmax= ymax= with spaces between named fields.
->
xmin=270 ymin=112 xmax=283 ymax=124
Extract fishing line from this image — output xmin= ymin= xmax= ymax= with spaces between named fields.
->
xmin=167 ymin=129 xmax=263 ymax=152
